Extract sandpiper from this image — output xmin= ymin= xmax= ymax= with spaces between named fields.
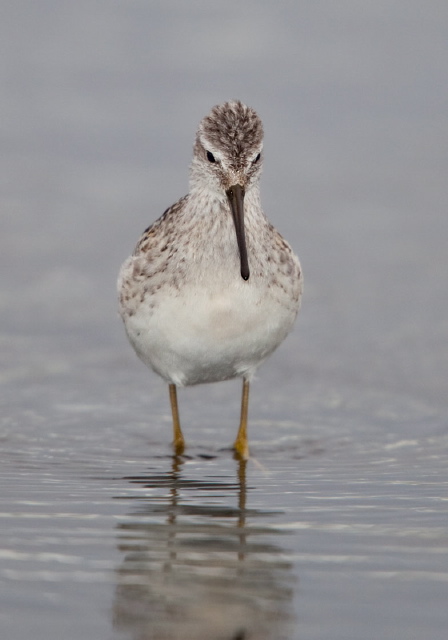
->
xmin=118 ymin=100 xmax=302 ymax=459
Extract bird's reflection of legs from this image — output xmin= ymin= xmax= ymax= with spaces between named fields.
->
xmin=163 ymin=456 xmax=248 ymax=571
xmin=237 ymin=459 xmax=247 ymax=564
xmin=164 ymin=454 xmax=184 ymax=573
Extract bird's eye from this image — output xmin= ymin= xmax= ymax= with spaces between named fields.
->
xmin=206 ymin=151 xmax=216 ymax=163
xmin=253 ymin=152 xmax=261 ymax=164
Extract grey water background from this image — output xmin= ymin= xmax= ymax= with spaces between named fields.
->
xmin=1 ymin=2 xmax=447 ymax=639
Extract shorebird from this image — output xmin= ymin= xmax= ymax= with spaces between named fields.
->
xmin=118 ymin=100 xmax=302 ymax=459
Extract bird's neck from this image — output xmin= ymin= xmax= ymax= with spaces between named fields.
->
xmin=188 ymin=182 xmax=262 ymax=217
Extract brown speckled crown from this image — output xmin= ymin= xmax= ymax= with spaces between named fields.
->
xmin=199 ymin=101 xmax=264 ymax=158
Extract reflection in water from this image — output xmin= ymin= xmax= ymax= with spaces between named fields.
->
xmin=112 ymin=458 xmax=294 ymax=640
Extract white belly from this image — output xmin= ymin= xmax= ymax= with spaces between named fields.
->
xmin=123 ymin=280 xmax=297 ymax=386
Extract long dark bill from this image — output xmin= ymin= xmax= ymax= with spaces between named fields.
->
xmin=226 ymin=184 xmax=250 ymax=281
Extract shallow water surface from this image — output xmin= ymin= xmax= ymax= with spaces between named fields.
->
xmin=2 ymin=384 xmax=447 ymax=639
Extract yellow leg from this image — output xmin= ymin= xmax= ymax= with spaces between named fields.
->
xmin=169 ymin=384 xmax=185 ymax=455
xmin=233 ymin=379 xmax=250 ymax=460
